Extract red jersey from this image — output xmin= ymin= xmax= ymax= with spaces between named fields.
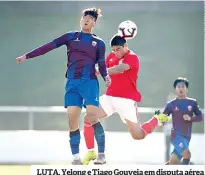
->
xmin=106 ymin=50 xmax=141 ymax=102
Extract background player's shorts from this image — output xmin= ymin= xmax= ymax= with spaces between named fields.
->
xmin=171 ymin=134 xmax=190 ymax=160
xmin=64 ymin=79 xmax=99 ymax=108
xmin=99 ymin=95 xmax=139 ymax=124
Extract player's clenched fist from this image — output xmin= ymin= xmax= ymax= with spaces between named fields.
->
xmin=16 ymin=55 xmax=26 ymax=64
xmin=183 ymin=114 xmax=191 ymax=121
xmin=105 ymin=75 xmax=111 ymax=87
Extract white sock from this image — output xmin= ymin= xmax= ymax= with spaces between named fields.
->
xmin=98 ymin=152 xmax=104 ymax=155
xmin=73 ymin=153 xmax=80 ymax=160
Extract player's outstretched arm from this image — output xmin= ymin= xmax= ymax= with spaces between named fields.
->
xmin=16 ymin=33 xmax=69 ymax=64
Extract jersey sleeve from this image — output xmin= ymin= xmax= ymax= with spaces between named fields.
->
xmin=123 ymin=55 xmax=139 ymax=70
xmin=96 ymin=40 xmax=107 ymax=79
xmin=191 ymin=100 xmax=203 ymax=122
xmin=163 ymin=102 xmax=172 ymax=116
xmin=52 ymin=33 xmax=70 ymax=48
xmin=26 ymin=33 xmax=70 ymax=59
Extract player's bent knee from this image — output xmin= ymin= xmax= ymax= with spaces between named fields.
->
xmin=169 ymin=154 xmax=180 ymax=165
xmin=130 ymin=131 xmax=144 ymax=140
xmin=98 ymin=105 xmax=108 ymax=119
xmin=88 ymin=117 xmax=99 ymax=125
xmin=131 ymin=135 xmax=144 ymax=140
xmin=84 ymin=115 xmax=92 ymax=127
xmin=182 ymin=149 xmax=191 ymax=159
xmin=84 ymin=114 xmax=89 ymax=122
xmin=86 ymin=112 xmax=99 ymax=124
xmin=127 ymin=121 xmax=145 ymax=140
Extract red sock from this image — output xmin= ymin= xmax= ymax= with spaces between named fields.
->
xmin=84 ymin=121 xmax=94 ymax=150
xmin=141 ymin=117 xmax=158 ymax=137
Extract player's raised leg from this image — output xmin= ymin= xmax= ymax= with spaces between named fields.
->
xmin=112 ymin=97 xmax=169 ymax=140
xmin=126 ymin=111 xmax=169 ymax=140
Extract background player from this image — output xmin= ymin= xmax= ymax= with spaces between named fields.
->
xmin=163 ymin=77 xmax=203 ymax=165
xmin=83 ymin=34 xmax=169 ymax=165
xmin=16 ymin=8 xmax=111 ymax=165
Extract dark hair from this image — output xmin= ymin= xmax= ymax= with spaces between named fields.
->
xmin=173 ymin=77 xmax=189 ymax=88
xmin=110 ymin=34 xmax=127 ymax=47
xmin=82 ymin=7 xmax=102 ymax=21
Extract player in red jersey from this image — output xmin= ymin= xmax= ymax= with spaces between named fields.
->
xmin=83 ymin=34 xmax=169 ymax=165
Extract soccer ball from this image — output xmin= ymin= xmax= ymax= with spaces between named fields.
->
xmin=118 ymin=20 xmax=137 ymax=40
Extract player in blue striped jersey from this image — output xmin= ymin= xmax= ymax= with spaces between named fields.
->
xmin=16 ymin=7 xmax=111 ymax=165
xmin=163 ymin=77 xmax=203 ymax=165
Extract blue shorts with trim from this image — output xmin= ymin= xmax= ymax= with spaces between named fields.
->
xmin=171 ymin=134 xmax=190 ymax=160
